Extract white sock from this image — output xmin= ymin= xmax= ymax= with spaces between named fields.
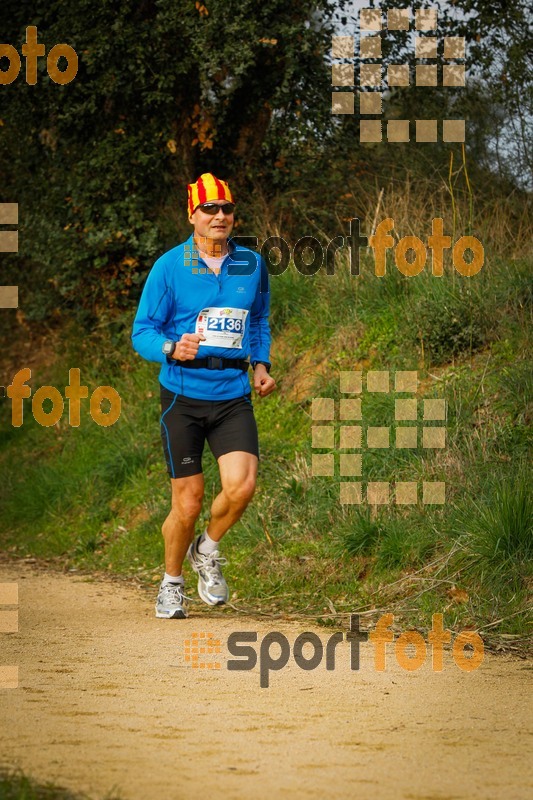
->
xmin=162 ymin=572 xmax=184 ymax=586
xmin=198 ymin=530 xmax=220 ymax=555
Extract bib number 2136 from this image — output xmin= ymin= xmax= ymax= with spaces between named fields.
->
xmin=195 ymin=307 xmax=248 ymax=348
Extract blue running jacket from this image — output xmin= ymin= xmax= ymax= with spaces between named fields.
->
xmin=132 ymin=234 xmax=271 ymax=400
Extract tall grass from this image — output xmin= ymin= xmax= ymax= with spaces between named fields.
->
xmin=0 ymin=768 xmax=121 ymax=799
xmin=460 ymin=471 xmax=532 ymax=572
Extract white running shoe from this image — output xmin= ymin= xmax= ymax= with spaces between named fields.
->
xmin=155 ymin=582 xmax=189 ymax=619
xmin=187 ymin=536 xmax=229 ymax=606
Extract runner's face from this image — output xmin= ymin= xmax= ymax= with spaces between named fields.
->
xmin=189 ymin=202 xmax=234 ymax=249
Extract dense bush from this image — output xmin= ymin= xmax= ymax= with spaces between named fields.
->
xmin=412 ymin=283 xmax=493 ymax=364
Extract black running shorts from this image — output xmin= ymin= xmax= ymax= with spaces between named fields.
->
xmin=159 ymin=384 xmax=259 ymax=478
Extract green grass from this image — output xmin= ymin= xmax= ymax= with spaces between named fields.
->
xmin=0 ymin=253 xmax=531 ymax=643
xmin=0 ymin=768 xmax=121 ymax=799
xmin=456 ymin=469 xmax=532 ymax=584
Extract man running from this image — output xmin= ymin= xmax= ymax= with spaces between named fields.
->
xmin=132 ymin=173 xmax=276 ymax=619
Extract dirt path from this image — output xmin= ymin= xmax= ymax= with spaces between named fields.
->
xmin=0 ymin=563 xmax=531 ymax=800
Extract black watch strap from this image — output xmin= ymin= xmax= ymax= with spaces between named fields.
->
xmin=162 ymin=340 xmax=177 ymax=357
xmin=252 ymin=360 xmax=271 ymax=373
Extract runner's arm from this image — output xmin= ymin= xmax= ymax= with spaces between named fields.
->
xmin=131 ymin=256 xmax=175 ymax=363
xmin=249 ymin=257 xmax=271 ymax=365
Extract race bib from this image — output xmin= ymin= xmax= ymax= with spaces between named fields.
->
xmin=195 ymin=307 xmax=249 ymax=349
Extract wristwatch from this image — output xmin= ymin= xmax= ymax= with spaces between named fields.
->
xmin=162 ymin=340 xmax=177 ymax=357
xmin=251 ymin=360 xmax=271 ymax=373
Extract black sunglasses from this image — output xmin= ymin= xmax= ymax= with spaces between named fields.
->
xmin=197 ymin=202 xmax=235 ymax=215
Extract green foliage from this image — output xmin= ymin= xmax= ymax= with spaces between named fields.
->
xmin=0 ymin=0 xmax=342 ymax=326
xmin=1 ymin=0 xmax=530 ymax=337
xmin=0 ymin=767 xmax=121 ymax=800
xmin=412 ymin=282 xmax=492 ymax=365
xmin=341 ymin=510 xmax=383 ymax=556
xmin=446 ymin=467 xmax=532 ymax=636
xmin=340 ymin=508 xmax=435 ymax=569
xmin=461 ymin=471 xmax=532 ymax=567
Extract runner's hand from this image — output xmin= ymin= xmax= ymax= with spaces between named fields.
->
xmin=253 ymin=365 xmax=276 ymax=397
xmin=173 ymin=333 xmax=206 ymax=360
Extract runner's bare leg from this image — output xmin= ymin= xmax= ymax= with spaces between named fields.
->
xmin=207 ymin=451 xmax=258 ymax=541
xmin=163 ymin=473 xmax=204 ymax=575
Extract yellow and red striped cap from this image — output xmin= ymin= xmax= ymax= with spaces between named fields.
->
xmin=187 ymin=173 xmax=234 ymax=216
